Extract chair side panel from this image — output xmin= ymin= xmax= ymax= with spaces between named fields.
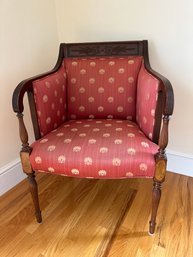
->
xmin=136 ymin=62 xmax=160 ymax=140
xmin=32 ymin=64 xmax=67 ymax=137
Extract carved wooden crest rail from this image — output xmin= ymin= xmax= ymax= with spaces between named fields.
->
xmin=65 ymin=42 xmax=143 ymax=57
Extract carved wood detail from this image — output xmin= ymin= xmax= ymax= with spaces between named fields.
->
xmin=154 ymin=157 xmax=167 ymax=182
xmin=17 ymin=113 xmax=31 ymax=153
xmin=154 ymin=115 xmax=170 ymax=182
xmin=66 ymin=43 xmax=141 ymax=57
xmin=158 ymin=115 xmax=170 ymax=153
xmin=20 ymin=151 xmax=33 ymax=174
xmin=17 ymin=113 xmax=33 ymax=174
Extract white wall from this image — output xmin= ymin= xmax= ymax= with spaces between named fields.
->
xmin=0 ymin=0 xmax=59 ymax=194
xmin=0 ymin=0 xmax=59 ymax=166
xmin=55 ymin=0 xmax=193 ymax=157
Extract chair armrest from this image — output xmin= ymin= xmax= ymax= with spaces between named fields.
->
xmin=12 ymin=65 xmax=66 ymax=173
xmin=144 ymin=65 xmax=174 ymax=117
xmin=12 ymin=71 xmax=55 ymax=114
xmin=12 ymin=44 xmax=64 ymax=114
xmin=136 ymin=61 xmax=174 ymax=143
xmin=12 ymin=70 xmax=63 ymax=140
xmin=32 ymin=65 xmax=67 ymax=137
xmin=12 ymin=44 xmax=65 ymax=139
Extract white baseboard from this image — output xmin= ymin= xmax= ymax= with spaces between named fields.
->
xmin=0 ymin=150 xmax=193 ymax=196
xmin=167 ymin=150 xmax=193 ymax=177
xmin=0 ymin=158 xmax=25 ymax=196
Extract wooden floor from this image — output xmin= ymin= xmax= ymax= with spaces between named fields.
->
xmin=0 ymin=171 xmax=192 ymax=257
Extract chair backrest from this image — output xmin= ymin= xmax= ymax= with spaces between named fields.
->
xmin=33 ymin=56 xmax=143 ymax=136
xmin=65 ymin=56 xmax=143 ymax=120
xmin=30 ymin=41 xmax=162 ymax=141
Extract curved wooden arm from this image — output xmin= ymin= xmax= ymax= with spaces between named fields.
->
xmin=13 ymin=81 xmax=33 ymax=113
xmin=12 ymin=69 xmax=60 ymax=113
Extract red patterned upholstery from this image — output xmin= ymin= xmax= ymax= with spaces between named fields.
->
xmin=65 ymin=56 xmax=142 ymax=120
xmin=136 ymin=63 xmax=159 ymax=139
xmin=31 ymin=55 xmax=160 ymax=179
xmin=30 ymin=119 xmax=158 ymax=179
xmin=33 ymin=65 xmax=67 ymax=136
xmin=12 ymin=41 xmax=174 ymax=234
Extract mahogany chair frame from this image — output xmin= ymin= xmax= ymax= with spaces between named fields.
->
xmin=12 ymin=40 xmax=174 ymax=235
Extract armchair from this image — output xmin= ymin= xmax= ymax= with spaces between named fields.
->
xmin=12 ymin=40 xmax=174 ymax=235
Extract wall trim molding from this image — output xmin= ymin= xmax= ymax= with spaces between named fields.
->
xmin=0 ymin=158 xmax=20 ymax=175
xmin=0 ymin=150 xmax=193 ymax=195
xmin=0 ymin=158 xmax=25 ymax=196
xmin=167 ymin=150 xmax=193 ymax=177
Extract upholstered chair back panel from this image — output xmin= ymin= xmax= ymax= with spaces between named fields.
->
xmin=65 ymin=56 xmax=142 ymax=120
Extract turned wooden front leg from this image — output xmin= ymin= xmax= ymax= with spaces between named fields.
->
xmin=27 ymin=173 xmax=42 ymax=223
xmin=149 ymin=156 xmax=165 ymax=235
xmin=149 ymin=115 xmax=169 ymax=235
xmin=17 ymin=112 xmax=42 ymax=223
xmin=149 ymin=181 xmax=161 ymax=235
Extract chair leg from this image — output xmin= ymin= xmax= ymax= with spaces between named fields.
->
xmin=149 ymin=180 xmax=161 ymax=235
xmin=27 ymin=173 xmax=42 ymax=223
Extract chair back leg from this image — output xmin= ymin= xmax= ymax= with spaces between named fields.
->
xmin=149 ymin=180 xmax=162 ymax=235
xmin=27 ymin=173 xmax=42 ymax=223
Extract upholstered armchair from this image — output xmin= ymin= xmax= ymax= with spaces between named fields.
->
xmin=12 ymin=40 xmax=174 ymax=235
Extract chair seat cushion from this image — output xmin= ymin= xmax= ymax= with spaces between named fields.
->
xmin=30 ymin=119 xmax=159 ymax=179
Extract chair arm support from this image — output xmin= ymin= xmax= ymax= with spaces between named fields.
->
xmin=17 ymin=113 xmax=31 ymax=152
xmin=16 ymin=113 xmax=33 ymax=174
xmin=158 ymin=115 xmax=170 ymax=151
xmin=137 ymin=45 xmax=173 ymax=182
xmin=153 ymin=115 xmax=170 ymax=182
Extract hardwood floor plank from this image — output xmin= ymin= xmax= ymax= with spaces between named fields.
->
xmin=0 ymin=172 xmax=192 ymax=257
xmin=107 ymin=172 xmax=193 ymax=257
